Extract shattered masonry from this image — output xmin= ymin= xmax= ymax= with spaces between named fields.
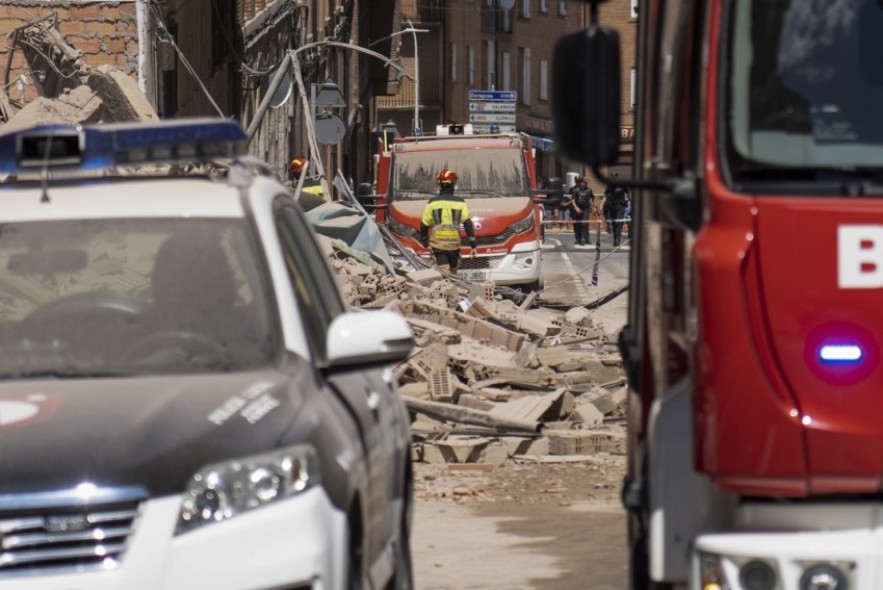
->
xmin=326 ymin=235 xmax=628 ymax=468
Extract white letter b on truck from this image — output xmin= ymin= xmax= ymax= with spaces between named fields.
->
xmin=839 ymin=225 xmax=883 ymax=288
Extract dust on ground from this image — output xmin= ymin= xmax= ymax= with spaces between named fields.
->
xmin=412 ymin=452 xmax=628 ymax=590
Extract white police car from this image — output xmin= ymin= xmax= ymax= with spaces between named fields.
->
xmin=0 ymin=119 xmax=415 ymax=590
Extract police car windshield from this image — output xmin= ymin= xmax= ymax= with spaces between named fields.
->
xmin=391 ymin=149 xmax=530 ymax=200
xmin=0 ymin=218 xmax=278 ymax=378
xmin=728 ymin=0 xmax=883 ymax=173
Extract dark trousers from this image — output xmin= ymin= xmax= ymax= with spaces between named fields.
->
xmin=433 ymin=249 xmax=462 ymax=272
xmin=573 ymin=209 xmax=590 ymax=244
xmin=609 ymin=205 xmax=625 ymax=246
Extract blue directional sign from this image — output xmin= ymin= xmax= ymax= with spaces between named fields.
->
xmin=468 ymin=90 xmax=517 ymax=102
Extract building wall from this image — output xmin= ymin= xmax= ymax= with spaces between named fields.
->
xmin=444 ymin=0 xmax=637 ymax=191
xmin=0 ymin=1 xmax=140 ymax=103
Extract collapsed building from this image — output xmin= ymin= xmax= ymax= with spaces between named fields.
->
xmin=306 ymin=199 xmax=628 ymax=468
xmin=0 ymin=14 xmax=157 ymax=130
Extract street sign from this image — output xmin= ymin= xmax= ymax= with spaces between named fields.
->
xmin=469 ymin=101 xmax=516 ymax=113
xmin=472 ymin=123 xmax=516 ymax=134
xmin=468 ymin=90 xmax=517 ymax=102
xmin=469 ymin=113 xmax=516 ymax=124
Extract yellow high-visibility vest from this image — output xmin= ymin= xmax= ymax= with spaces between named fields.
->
xmin=421 ymin=195 xmax=471 ymax=251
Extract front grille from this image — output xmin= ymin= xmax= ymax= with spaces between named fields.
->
xmin=460 ymin=255 xmax=505 ymax=270
xmin=474 ymin=227 xmax=515 ymax=246
xmin=0 ymin=489 xmax=144 ymax=576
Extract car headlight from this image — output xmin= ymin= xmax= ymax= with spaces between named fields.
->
xmin=739 ymin=560 xmax=777 ymax=590
xmin=176 ymin=444 xmax=317 ymax=535
xmin=699 ymin=553 xmax=731 ymax=590
xmin=510 ymin=211 xmax=535 ymax=234
xmin=388 ymin=215 xmax=417 ymax=238
xmin=513 ymin=251 xmax=538 ymax=270
xmin=800 ymin=564 xmax=849 ymax=590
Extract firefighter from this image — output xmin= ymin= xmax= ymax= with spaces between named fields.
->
xmin=288 ymin=155 xmax=324 ymax=198
xmin=418 ymin=169 xmax=477 ymax=274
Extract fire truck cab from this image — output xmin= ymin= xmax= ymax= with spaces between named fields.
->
xmin=554 ymin=0 xmax=883 ymax=589
xmin=373 ymin=124 xmax=544 ymax=291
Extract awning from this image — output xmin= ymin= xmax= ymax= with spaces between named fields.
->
xmin=527 ymin=134 xmax=554 ymax=152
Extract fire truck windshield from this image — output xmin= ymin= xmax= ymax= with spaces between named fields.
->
xmin=728 ymin=0 xmax=883 ymax=173
xmin=390 ymin=149 xmax=530 ymax=200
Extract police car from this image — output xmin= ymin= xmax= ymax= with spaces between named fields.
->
xmin=0 ymin=119 xmax=415 ymax=590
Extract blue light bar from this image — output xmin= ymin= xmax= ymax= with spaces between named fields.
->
xmin=0 ymin=118 xmax=246 ymax=174
xmin=819 ymin=344 xmax=863 ymax=363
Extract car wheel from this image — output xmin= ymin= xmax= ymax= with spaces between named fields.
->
xmin=385 ymin=471 xmax=415 ymax=590
xmin=347 ymin=505 xmax=366 ymax=590
xmin=521 ymin=280 xmax=541 ymax=293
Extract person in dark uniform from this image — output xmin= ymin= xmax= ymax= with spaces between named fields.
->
xmin=564 ymin=177 xmax=593 ymax=246
xmin=418 ymin=169 xmax=477 ymax=274
xmin=603 ymin=172 xmax=628 ymax=247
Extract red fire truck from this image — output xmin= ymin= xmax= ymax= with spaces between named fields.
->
xmin=554 ymin=0 xmax=883 ymax=588
xmin=373 ymin=124 xmax=544 ymax=291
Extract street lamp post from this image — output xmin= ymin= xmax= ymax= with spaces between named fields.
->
xmin=369 ymin=20 xmax=430 ymax=135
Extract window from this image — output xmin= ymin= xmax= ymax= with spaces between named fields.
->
xmin=539 ymin=0 xmax=547 ymax=13
xmin=521 ymin=47 xmax=531 ymax=105
xmin=485 ymin=40 xmax=496 ymax=89
xmin=467 ymin=45 xmax=475 ymax=87
xmin=451 ymin=43 xmax=457 ymax=82
xmin=522 ymin=0 xmax=530 ymax=18
xmin=630 ymin=67 xmax=637 ymax=109
xmin=502 ymin=51 xmax=511 ymax=90
xmin=558 ymin=1 xmax=567 ymax=16
xmin=631 ymin=0 xmax=639 ymax=19
xmin=539 ymin=59 xmax=548 ymax=101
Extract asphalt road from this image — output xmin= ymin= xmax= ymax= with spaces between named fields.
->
xmin=411 ymin=228 xmax=631 ymax=589
xmin=538 ymin=226 xmax=631 ymax=334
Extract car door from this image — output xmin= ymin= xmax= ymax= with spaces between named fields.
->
xmin=272 ymin=198 xmax=398 ymax=567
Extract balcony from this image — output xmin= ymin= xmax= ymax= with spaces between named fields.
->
xmin=481 ymin=6 xmax=512 ymax=35
xmin=399 ymin=0 xmax=443 ymax=25
xmin=376 ymin=76 xmax=442 ymax=109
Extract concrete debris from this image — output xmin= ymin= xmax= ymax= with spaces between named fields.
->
xmin=321 ymin=221 xmax=627 ymax=468
xmin=1 ymin=15 xmax=157 ymax=128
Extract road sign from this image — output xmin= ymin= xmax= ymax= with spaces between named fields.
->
xmin=472 ymin=123 xmax=516 ymax=134
xmin=469 ymin=113 xmax=516 ymax=124
xmin=468 ymin=90 xmax=517 ymax=102
xmin=469 ymin=101 xmax=516 ymax=113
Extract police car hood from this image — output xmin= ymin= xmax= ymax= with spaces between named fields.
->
xmin=0 ymin=369 xmax=308 ymax=497
xmin=754 ymin=198 xmax=883 ymax=488
xmin=392 ymin=197 xmax=533 ymax=235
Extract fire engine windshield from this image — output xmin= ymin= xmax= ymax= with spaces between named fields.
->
xmin=391 ymin=149 xmax=530 ymax=200
xmin=728 ymin=0 xmax=883 ymax=173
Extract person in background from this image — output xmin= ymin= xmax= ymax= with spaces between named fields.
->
xmin=564 ymin=176 xmax=593 ymax=246
xmin=288 ymin=155 xmax=324 ymax=198
xmin=603 ymin=172 xmax=628 ymax=247
xmin=418 ymin=169 xmax=477 ymax=274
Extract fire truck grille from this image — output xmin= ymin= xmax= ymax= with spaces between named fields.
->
xmin=474 ymin=228 xmax=515 ymax=246
xmin=0 ymin=498 xmax=142 ymax=576
xmin=460 ymin=255 xmax=505 ymax=270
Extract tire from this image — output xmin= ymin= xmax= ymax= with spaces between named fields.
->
xmin=386 ymin=464 xmax=415 ymax=590
xmin=521 ymin=280 xmax=541 ymax=293
xmin=347 ymin=505 xmax=365 ymax=590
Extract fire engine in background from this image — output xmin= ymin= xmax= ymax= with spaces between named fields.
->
xmin=555 ymin=0 xmax=883 ymax=589
xmin=372 ymin=123 xmax=544 ymax=291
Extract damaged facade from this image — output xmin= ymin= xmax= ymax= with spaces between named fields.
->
xmin=0 ymin=0 xmax=404 ymax=185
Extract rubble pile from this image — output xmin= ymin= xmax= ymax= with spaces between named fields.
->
xmin=1 ymin=15 xmax=157 ymax=129
xmin=326 ymin=237 xmax=628 ymax=467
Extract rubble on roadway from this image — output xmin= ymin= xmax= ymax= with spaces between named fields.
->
xmin=318 ymin=228 xmax=627 ymax=468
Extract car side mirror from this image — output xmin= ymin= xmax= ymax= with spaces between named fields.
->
xmin=326 ymin=310 xmax=414 ymax=370
xmin=552 ymin=24 xmax=622 ymax=166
